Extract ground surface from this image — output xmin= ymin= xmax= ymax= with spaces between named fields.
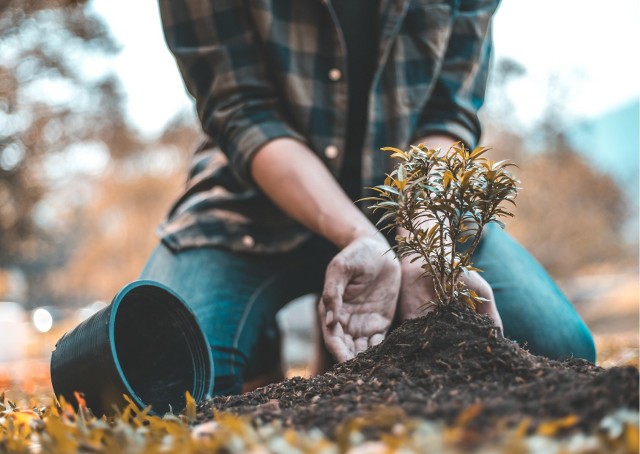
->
xmin=1 ymin=268 xmax=638 ymax=452
xmin=1 ymin=302 xmax=638 ymax=453
xmin=201 ymin=302 xmax=639 ymax=440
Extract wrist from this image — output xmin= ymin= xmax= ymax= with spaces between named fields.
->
xmin=317 ymin=203 xmax=381 ymax=249
xmin=333 ymin=223 xmax=385 ymax=250
xmin=252 ymin=138 xmax=380 ymax=250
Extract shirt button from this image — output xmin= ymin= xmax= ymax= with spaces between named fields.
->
xmin=324 ymin=145 xmax=339 ymax=159
xmin=328 ymin=68 xmax=342 ymax=81
xmin=242 ymin=235 xmax=255 ymax=248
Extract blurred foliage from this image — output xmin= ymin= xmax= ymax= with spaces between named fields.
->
xmin=0 ymin=0 xmax=124 ymax=263
xmin=49 ymin=120 xmax=196 ymax=303
xmin=482 ymin=124 xmax=628 ymax=277
xmin=505 ymin=139 xmax=626 ymax=278
xmin=0 ymin=0 xmax=196 ymax=306
xmin=483 ymin=58 xmax=630 ymax=278
xmin=0 ymin=391 xmax=638 ymax=453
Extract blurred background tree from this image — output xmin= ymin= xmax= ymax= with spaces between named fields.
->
xmin=482 ymin=58 xmax=631 ymax=278
xmin=2 ymin=0 xmax=119 ymax=260
xmin=0 ymin=0 xmax=195 ymax=306
xmin=49 ymin=119 xmax=196 ymax=303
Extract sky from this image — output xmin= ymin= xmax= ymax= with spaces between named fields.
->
xmin=88 ymin=0 xmax=640 ymax=138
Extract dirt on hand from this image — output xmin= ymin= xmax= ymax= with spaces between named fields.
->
xmin=197 ymin=301 xmax=639 ymax=439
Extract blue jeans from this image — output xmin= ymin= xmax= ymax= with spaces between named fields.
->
xmin=140 ymin=224 xmax=595 ymax=396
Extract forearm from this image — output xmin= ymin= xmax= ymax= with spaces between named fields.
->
xmin=251 ymin=138 xmax=379 ymax=249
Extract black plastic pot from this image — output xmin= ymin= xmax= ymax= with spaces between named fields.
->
xmin=50 ymin=280 xmax=214 ymax=416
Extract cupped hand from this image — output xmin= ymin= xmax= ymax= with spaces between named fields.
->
xmin=398 ymin=257 xmax=503 ymax=333
xmin=318 ymin=234 xmax=401 ymax=363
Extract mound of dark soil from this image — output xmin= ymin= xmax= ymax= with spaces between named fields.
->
xmin=197 ymin=302 xmax=639 ymax=438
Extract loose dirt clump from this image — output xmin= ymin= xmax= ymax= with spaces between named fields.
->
xmin=197 ymin=302 xmax=639 ymax=438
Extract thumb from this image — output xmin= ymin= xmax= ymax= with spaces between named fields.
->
xmin=468 ymin=273 xmax=503 ymax=334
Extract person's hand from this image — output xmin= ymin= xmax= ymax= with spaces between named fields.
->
xmin=398 ymin=257 xmax=503 ymax=332
xmin=318 ymin=233 xmax=401 ymax=362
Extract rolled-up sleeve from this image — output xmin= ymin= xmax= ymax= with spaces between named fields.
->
xmin=412 ymin=0 xmax=500 ymax=150
xmin=159 ymin=0 xmax=306 ymax=187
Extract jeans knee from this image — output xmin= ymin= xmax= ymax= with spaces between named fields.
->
xmin=572 ymin=326 xmax=596 ymax=363
xmin=213 ymin=374 xmax=244 ymax=397
xmin=211 ymin=346 xmax=247 ymax=396
xmin=552 ymin=323 xmax=596 ymax=363
xmin=523 ymin=319 xmax=596 ymax=364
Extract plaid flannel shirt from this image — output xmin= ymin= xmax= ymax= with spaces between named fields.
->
xmin=157 ymin=0 xmax=499 ymax=253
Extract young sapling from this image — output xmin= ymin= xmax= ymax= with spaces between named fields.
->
xmin=364 ymin=142 xmax=519 ymax=310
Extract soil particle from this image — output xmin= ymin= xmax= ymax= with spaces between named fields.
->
xmin=197 ymin=302 xmax=639 ymax=438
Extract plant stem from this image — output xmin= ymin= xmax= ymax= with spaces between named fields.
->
xmin=407 ymin=219 xmax=447 ymax=302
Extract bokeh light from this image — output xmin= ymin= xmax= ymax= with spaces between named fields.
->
xmin=32 ymin=307 xmax=53 ymax=333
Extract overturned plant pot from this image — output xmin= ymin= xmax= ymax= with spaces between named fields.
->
xmin=50 ymin=280 xmax=213 ymax=416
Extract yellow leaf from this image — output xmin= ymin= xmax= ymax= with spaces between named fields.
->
xmin=43 ymin=414 xmax=78 ymax=452
xmin=626 ymin=424 xmax=639 ymax=453
xmin=427 ymin=224 xmax=439 ymax=241
xmin=536 ymin=414 xmax=579 ymax=436
xmin=390 ymin=152 xmax=409 ymax=161
xmin=461 ymin=168 xmax=476 ymax=186
xmin=470 ymin=146 xmax=490 ymax=159
xmin=443 ymin=170 xmax=453 ymax=189
xmin=380 ymin=146 xmax=404 ymax=154
xmin=184 ymin=391 xmax=196 ymax=424
xmin=456 ymin=403 xmax=483 ymax=426
xmin=514 ymin=417 xmax=532 ymax=439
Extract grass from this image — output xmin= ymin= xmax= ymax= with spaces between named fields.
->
xmin=1 ymin=338 xmax=638 ymax=453
xmin=0 ymin=392 xmax=638 ymax=453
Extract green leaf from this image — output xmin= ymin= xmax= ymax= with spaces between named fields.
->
xmin=373 ymin=201 xmax=400 ymax=209
xmin=397 ymin=164 xmax=407 ymax=182
xmin=375 ymin=211 xmax=397 ymax=226
xmin=373 ymin=185 xmax=400 ymax=195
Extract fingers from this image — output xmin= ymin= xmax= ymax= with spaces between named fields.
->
xmin=331 ymin=333 xmax=385 ymax=360
xmin=321 ymin=257 xmax=350 ymax=326
xmin=318 ymin=298 xmax=353 ymax=362
xmin=479 ymin=298 xmax=504 ymax=335
xmin=354 ymin=337 xmax=368 ymax=354
xmin=318 ymin=299 xmax=387 ymax=362
xmin=369 ymin=333 xmax=385 ymax=347
xmin=465 ymin=272 xmax=504 ymax=334
xmin=324 ymin=325 xmax=354 ymax=363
